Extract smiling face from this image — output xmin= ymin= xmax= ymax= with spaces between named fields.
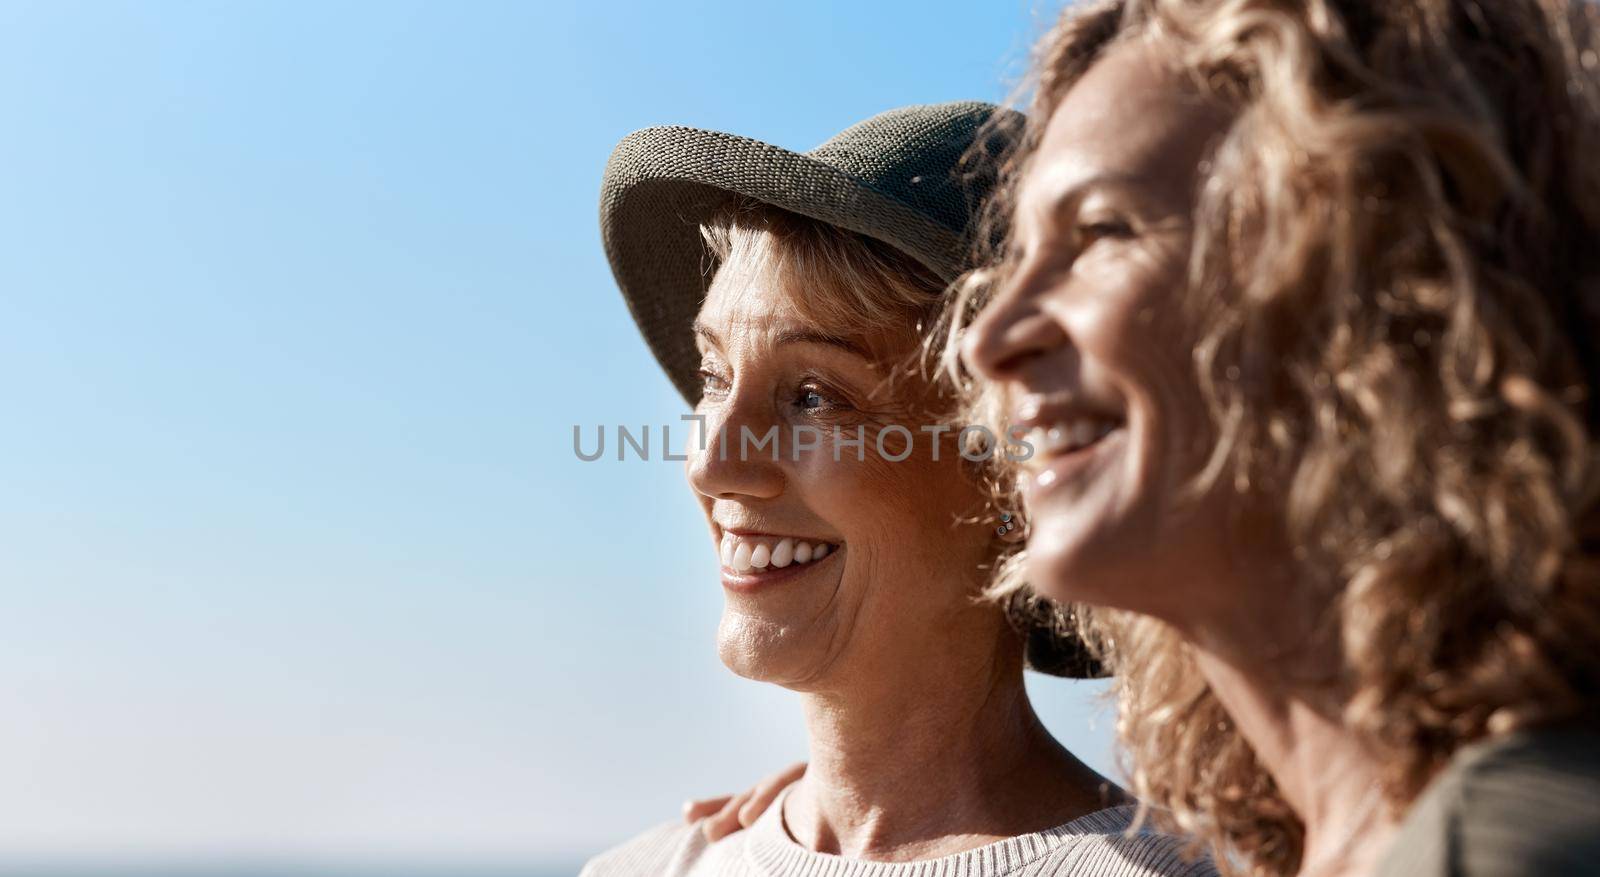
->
xmin=962 ymin=42 xmax=1244 ymax=623
xmin=688 ymin=221 xmax=1000 ymax=690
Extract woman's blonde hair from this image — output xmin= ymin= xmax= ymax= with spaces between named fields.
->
xmin=945 ymin=1 xmax=1600 ymax=873
xmin=700 ymin=198 xmax=947 ymax=349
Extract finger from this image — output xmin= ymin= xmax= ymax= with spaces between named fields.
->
xmin=702 ymin=792 xmax=750 ymax=842
xmin=682 ymin=795 xmax=732 ymax=823
xmin=701 ymin=791 xmax=753 ymax=843
xmin=739 ymin=762 xmax=807 ymax=827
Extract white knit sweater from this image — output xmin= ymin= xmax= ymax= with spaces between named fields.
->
xmin=581 ymin=791 xmax=1216 ymax=877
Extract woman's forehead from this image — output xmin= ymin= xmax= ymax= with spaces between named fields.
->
xmin=698 ymin=258 xmax=811 ymax=329
xmin=697 ymin=253 xmax=913 ymax=355
xmin=1021 ymin=42 xmax=1231 ymax=222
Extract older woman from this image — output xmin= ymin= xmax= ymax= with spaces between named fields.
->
xmin=960 ymin=1 xmax=1600 ymax=876
xmin=582 ymin=104 xmax=1213 ymax=876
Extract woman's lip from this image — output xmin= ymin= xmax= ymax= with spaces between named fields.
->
xmin=1022 ymin=427 xmax=1123 ymax=496
xmin=1009 ymin=395 xmax=1125 ymax=433
xmin=721 ymin=546 xmax=842 ymax=593
xmin=718 ymin=526 xmax=838 ymax=542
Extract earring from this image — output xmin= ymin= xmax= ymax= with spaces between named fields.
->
xmin=995 ymin=511 xmax=1026 ymax=543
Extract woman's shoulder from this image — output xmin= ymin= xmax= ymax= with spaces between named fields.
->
xmin=578 ymin=819 xmax=711 ymax=877
xmin=1030 ymin=805 xmax=1218 ymax=877
xmin=1378 ymin=723 xmax=1600 ymax=877
xmin=579 ymin=804 xmax=1215 ymax=877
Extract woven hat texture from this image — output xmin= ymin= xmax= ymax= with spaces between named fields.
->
xmin=599 ymin=101 xmax=1020 ymax=402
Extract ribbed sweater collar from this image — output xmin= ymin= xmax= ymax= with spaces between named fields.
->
xmin=738 ymin=788 xmax=1138 ymax=877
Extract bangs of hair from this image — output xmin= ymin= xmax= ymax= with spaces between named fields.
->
xmin=699 ymin=199 xmax=946 ymax=349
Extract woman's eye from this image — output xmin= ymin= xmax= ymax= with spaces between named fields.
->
xmin=794 ymin=383 xmax=847 ymax=414
xmin=699 ymin=368 xmax=730 ymax=394
xmin=1078 ymin=219 xmax=1134 ymax=242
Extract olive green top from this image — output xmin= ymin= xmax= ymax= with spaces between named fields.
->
xmin=1377 ymin=723 xmax=1600 ymax=877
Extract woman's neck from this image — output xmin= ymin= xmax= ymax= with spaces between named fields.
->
xmin=1188 ymin=602 xmax=1399 ymax=877
xmin=782 ymin=638 xmax=1123 ymax=861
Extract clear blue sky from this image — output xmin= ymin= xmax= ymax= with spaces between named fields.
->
xmin=0 ymin=0 xmax=1116 ymax=870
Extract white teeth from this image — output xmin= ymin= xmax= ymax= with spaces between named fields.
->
xmin=720 ymin=534 xmax=837 ymax=573
xmin=1030 ymin=419 xmax=1118 ymax=457
xmin=771 ymin=539 xmax=794 ymax=568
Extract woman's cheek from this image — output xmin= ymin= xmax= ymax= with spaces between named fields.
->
xmin=791 ymin=436 xmax=948 ymax=526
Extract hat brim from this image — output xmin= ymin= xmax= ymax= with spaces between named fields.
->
xmin=600 ymin=125 xmax=964 ymax=403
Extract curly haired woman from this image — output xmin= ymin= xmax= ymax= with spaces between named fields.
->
xmin=583 ymin=102 xmax=1215 ymax=876
xmin=960 ymin=1 xmax=1600 ymax=875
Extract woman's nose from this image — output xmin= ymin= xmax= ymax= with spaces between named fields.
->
xmin=686 ymin=400 xmax=786 ymax=502
xmin=962 ymin=270 xmax=1071 ymax=382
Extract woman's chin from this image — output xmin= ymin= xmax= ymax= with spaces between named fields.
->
xmin=715 ymin=613 xmax=829 ymax=685
xmin=1023 ymin=530 xmax=1122 ymax=609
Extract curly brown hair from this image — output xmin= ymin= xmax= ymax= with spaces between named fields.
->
xmin=943 ymin=0 xmax=1600 ymax=874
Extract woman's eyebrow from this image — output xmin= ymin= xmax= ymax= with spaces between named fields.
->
xmin=694 ymin=320 xmax=872 ymax=359
xmin=774 ymin=329 xmax=872 ymax=359
xmin=1015 ymin=171 xmax=1170 ymax=246
xmin=1041 ymin=172 xmax=1146 ymax=218
xmin=692 ymin=321 xmax=721 ymax=351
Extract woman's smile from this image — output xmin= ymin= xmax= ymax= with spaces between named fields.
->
xmin=1012 ymin=396 xmax=1127 ymax=500
xmin=716 ymin=529 xmax=844 ymax=592
xmin=1019 ymin=425 xmax=1126 ymax=503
